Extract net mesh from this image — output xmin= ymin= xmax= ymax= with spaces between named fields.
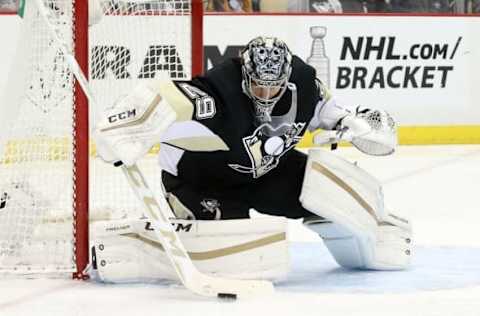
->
xmin=90 ymin=0 xmax=192 ymax=122
xmin=0 ymin=0 xmax=76 ymax=274
xmin=0 ymin=0 xmax=194 ymax=275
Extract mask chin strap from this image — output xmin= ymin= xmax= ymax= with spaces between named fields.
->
xmin=255 ymin=104 xmax=274 ymax=124
xmin=242 ymin=79 xmax=290 ymax=125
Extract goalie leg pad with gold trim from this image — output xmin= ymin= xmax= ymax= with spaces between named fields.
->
xmin=89 ymin=217 xmax=290 ymax=283
xmin=300 ymin=149 xmax=412 ymax=270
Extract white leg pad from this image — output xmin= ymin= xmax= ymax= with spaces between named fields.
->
xmin=90 ymin=234 xmax=178 ymax=283
xmin=300 ymin=149 xmax=412 ymax=270
xmin=305 ymin=216 xmax=412 ymax=270
xmin=89 ymin=216 xmax=290 ymax=283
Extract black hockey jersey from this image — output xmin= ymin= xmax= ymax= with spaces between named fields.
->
xmin=160 ymin=56 xmax=326 ymax=190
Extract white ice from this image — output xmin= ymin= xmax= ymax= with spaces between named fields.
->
xmin=1 ymin=145 xmax=480 ymax=316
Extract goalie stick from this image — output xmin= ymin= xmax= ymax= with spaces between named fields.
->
xmin=33 ymin=0 xmax=274 ymax=298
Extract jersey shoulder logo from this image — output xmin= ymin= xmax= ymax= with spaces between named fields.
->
xmin=228 ymin=122 xmax=306 ymax=178
xmin=178 ymin=83 xmax=216 ymax=120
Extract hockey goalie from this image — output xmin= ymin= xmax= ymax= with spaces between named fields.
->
xmin=92 ymin=36 xmax=412 ymax=284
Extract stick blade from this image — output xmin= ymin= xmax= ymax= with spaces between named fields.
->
xmin=189 ymin=274 xmax=274 ymax=299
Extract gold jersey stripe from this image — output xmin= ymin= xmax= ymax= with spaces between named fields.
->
xmin=156 ymin=81 xmax=194 ymax=121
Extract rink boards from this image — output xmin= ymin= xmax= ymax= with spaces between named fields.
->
xmin=0 ymin=13 xmax=479 ymax=144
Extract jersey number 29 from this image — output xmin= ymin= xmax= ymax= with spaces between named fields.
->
xmin=178 ymin=83 xmax=216 ymax=120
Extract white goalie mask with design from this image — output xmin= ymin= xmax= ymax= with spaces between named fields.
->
xmin=241 ymin=37 xmax=293 ymax=122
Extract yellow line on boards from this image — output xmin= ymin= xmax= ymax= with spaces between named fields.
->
xmin=297 ymin=126 xmax=480 ymax=148
xmin=1 ymin=125 xmax=480 ymax=164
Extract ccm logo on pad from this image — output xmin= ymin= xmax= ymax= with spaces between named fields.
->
xmin=108 ymin=109 xmax=136 ymax=123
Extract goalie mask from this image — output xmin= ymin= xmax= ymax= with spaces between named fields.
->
xmin=241 ymin=37 xmax=292 ymax=123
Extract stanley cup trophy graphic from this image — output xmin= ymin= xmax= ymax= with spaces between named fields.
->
xmin=307 ymin=26 xmax=330 ymax=88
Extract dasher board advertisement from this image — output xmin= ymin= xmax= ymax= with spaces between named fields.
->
xmin=204 ymin=15 xmax=480 ymax=128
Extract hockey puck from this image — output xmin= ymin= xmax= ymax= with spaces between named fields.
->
xmin=113 ymin=161 xmax=124 ymax=167
xmin=217 ymin=293 xmax=237 ymax=300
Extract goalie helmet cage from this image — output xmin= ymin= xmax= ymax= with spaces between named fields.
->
xmin=0 ymin=0 xmax=203 ymax=279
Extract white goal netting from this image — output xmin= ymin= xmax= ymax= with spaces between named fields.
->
xmin=0 ymin=0 xmax=197 ymax=276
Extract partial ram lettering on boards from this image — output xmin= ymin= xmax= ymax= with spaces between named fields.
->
xmin=91 ymin=45 xmax=188 ymax=79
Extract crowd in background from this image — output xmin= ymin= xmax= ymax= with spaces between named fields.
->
xmin=204 ymin=0 xmax=480 ymax=13
xmin=0 ymin=0 xmax=16 ymax=11
xmin=0 ymin=0 xmax=479 ymax=13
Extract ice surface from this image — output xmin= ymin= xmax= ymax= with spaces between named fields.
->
xmin=1 ymin=145 xmax=480 ymax=316
xmin=281 ymin=243 xmax=480 ymax=293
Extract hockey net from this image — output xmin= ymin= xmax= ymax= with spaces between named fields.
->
xmin=0 ymin=0 xmax=202 ymax=278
